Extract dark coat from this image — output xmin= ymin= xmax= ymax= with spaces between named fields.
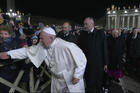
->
xmin=107 ymin=35 xmax=126 ymax=70
xmin=78 ymin=28 xmax=109 ymax=90
xmin=126 ymin=33 xmax=140 ymax=59
xmin=57 ymin=31 xmax=78 ymax=45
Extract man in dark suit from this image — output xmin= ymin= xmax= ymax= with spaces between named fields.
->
xmin=78 ymin=17 xmax=108 ymax=93
xmin=57 ymin=22 xmax=78 ymax=44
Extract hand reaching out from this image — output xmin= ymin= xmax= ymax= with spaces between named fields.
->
xmin=0 ymin=52 xmax=10 ymax=59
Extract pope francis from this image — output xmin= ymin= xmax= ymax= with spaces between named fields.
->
xmin=0 ymin=27 xmax=87 ymax=93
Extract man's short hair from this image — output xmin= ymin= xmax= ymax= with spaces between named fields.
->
xmin=63 ymin=21 xmax=72 ymax=26
xmin=0 ymin=25 xmax=13 ymax=35
xmin=85 ymin=17 xmax=94 ymax=20
xmin=85 ymin=17 xmax=94 ymax=23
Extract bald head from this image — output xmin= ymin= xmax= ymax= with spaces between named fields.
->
xmin=84 ymin=17 xmax=94 ymax=31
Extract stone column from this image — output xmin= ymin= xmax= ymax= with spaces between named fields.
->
xmin=111 ymin=16 xmax=114 ymax=29
xmin=7 ymin=0 xmax=15 ymax=12
xmin=122 ymin=16 xmax=125 ymax=28
xmin=108 ymin=16 xmax=110 ymax=30
xmin=132 ymin=16 xmax=135 ymax=27
xmin=115 ymin=15 xmax=117 ymax=29
xmin=127 ymin=16 xmax=130 ymax=30
xmin=117 ymin=15 xmax=120 ymax=29
xmin=137 ymin=16 xmax=140 ymax=28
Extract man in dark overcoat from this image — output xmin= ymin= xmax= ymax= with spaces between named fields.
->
xmin=78 ymin=17 xmax=108 ymax=93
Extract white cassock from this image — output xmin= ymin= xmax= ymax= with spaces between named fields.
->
xmin=7 ymin=38 xmax=87 ymax=93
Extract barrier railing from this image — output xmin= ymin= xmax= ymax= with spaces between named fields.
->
xmin=0 ymin=59 xmax=51 ymax=93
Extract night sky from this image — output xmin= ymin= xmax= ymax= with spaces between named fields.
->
xmin=0 ymin=0 xmax=140 ymax=23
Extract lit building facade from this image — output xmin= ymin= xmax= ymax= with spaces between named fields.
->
xmin=106 ymin=5 xmax=140 ymax=30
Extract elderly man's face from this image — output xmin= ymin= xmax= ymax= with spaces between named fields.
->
xmin=40 ymin=32 xmax=53 ymax=48
xmin=62 ymin=23 xmax=71 ymax=33
xmin=112 ymin=30 xmax=119 ymax=38
xmin=84 ymin=18 xmax=94 ymax=31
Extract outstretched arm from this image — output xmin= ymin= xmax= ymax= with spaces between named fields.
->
xmin=7 ymin=48 xmax=27 ymax=59
xmin=0 ymin=52 xmax=10 ymax=59
xmin=0 ymin=48 xmax=27 ymax=60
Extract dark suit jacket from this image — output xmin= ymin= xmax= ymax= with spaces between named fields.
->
xmin=56 ymin=31 xmax=78 ymax=44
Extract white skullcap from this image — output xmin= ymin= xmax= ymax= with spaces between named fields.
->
xmin=42 ymin=27 xmax=56 ymax=35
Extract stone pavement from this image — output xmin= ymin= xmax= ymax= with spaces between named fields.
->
xmin=41 ymin=75 xmax=140 ymax=93
xmin=108 ymin=75 xmax=140 ymax=93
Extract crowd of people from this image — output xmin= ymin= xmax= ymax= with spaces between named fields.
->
xmin=0 ymin=16 xmax=139 ymax=93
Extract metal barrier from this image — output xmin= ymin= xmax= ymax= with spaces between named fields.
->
xmin=0 ymin=59 xmax=51 ymax=93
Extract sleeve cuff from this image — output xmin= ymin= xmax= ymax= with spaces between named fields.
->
xmin=7 ymin=51 xmax=10 ymax=56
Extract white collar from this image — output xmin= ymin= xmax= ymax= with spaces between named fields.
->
xmin=90 ymin=27 xmax=94 ymax=33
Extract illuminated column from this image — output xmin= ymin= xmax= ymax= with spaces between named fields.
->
xmin=117 ymin=15 xmax=120 ymax=29
xmin=132 ymin=16 xmax=135 ymax=27
xmin=127 ymin=16 xmax=130 ymax=29
xmin=122 ymin=16 xmax=125 ymax=28
xmin=7 ymin=0 xmax=15 ymax=12
xmin=106 ymin=8 xmax=111 ymax=30
xmin=137 ymin=16 xmax=140 ymax=28
xmin=115 ymin=15 xmax=117 ymax=29
xmin=111 ymin=16 xmax=114 ymax=29
xmin=108 ymin=16 xmax=110 ymax=30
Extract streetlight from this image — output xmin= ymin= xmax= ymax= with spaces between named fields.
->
xmin=124 ymin=10 xmax=128 ymax=13
xmin=9 ymin=9 xmax=12 ymax=12
xmin=113 ymin=11 xmax=116 ymax=14
xmin=107 ymin=11 xmax=111 ymax=14
xmin=135 ymin=9 xmax=138 ymax=12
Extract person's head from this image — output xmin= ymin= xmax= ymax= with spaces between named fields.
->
xmin=32 ymin=25 xmax=38 ymax=32
xmin=38 ymin=22 xmax=45 ymax=30
xmin=31 ymin=35 xmax=38 ymax=45
xmin=0 ymin=25 xmax=13 ymax=40
xmin=18 ymin=22 xmax=23 ymax=28
xmin=40 ymin=27 xmax=56 ymax=48
xmin=32 ymin=39 xmax=38 ymax=45
xmin=46 ymin=25 xmax=49 ymax=28
xmin=62 ymin=22 xmax=72 ymax=33
xmin=112 ymin=29 xmax=119 ymax=38
xmin=9 ymin=19 xmax=15 ymax=26
xmin=84 ymin=17 xmax=94 ymax=31
xmin=132 ymin=28 xmax=138 ymax=35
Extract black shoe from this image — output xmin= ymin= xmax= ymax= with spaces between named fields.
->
xmin=115 ymin=79 xmax=120 ymax=83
